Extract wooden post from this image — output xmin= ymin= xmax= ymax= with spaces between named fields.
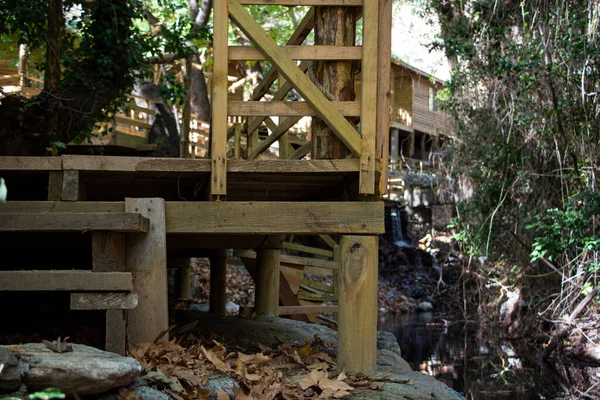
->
xmin=92 ymin=232 xmax=126 ymax=355
xmin=62 ymin=170 xmax=86 ymax=201
xmin=209 ymin=249 xmax=228 ymax=314
xmin=311 ymin=5 xmax=358 ymax=159
xmin=125 ymin=198 xmax=168 ymax=346
xmin=255 ymin=242 xmax=281 ymax=318
xmin=17 ymin=44 xmax=28 ymax=91
xmin=173 ymin=258 xmax=192 ymax=299
xmin=47 ymin=171 xmax=63 ymax=201
xmin=337 ymin=235 xmax=378 ymax=375
xmin=377 ymin=0 xmax=393 ymax=195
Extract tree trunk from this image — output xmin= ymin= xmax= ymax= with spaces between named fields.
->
xmin=189 ymin=55 xmax=211 ymax=121
xmin=311 ymin=7 xmax=358 ymax=159
xmin=45 ymin=0 xmax=62 ymax=92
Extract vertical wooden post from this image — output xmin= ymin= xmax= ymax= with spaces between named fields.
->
xmin=173 ymin=258 xmax=192 ymax=299
xmin=211 ymin=0 xmax=228 ymax=197
xmin=279 ymin=132 xmax=290 ymax=159
xmin=62 ymin=170 xmax=86 ymax=201
xmin=17 ymin=44 xmax=28 ymax=91
xmin=359 ymin=0 xmax=379 ymax=195
xmin=45 ymin=0 xmax=62 ymax=91
xmin=377 ymin=0 xmax=393 ymax=195
xmin=255 ymin=245 xmax=281 ymax=318
xmin=125 ymin=198 xmax=168 ymax=346
xmin=181 ymin=57 xmax=192 ymax=158
xmin=47 ymin=171 xmax=63 ymax=201
xmin=92 ymin=232 xmax=127 ymax=355
xmin=337 ymin=235 xmax=378 ymax=375
xmin=209 ymin=249 xmax=228 ymax=315
xmin=234 ymin=124 xmax=242 ymax=159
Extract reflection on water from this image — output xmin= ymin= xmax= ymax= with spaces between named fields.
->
xmin=379 ymin=313 xmax=561 ymax=400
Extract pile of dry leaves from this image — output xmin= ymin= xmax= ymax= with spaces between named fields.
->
xmin=125 ymin=326 xmax=381 ymax=400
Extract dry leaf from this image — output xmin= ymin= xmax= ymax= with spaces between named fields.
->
xmin=200 ymin=346 xmax=233 ymax=373
xmin=238 ymin=352 xmax=271 ymax=366
xmin=42 ymin=337 xmax=73 ymax=353
xmin=216 ymin=390 xmax=230 ymax=400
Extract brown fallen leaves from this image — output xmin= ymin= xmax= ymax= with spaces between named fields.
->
xmin=130 ymin=330 xmax=382 ymax=400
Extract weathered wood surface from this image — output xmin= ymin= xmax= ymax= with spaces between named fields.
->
xmin=278 ymin=305 xmax=338 ymax=315
xmin=61 ymin=155 xmax=360 ymax=173
xmin=337 ymin=235 xmax=378 ymax=374
xmin=239 ymin=0 xmax=362 ymax=5
xmin=282 ymin=241 xmax=334 ymax=258
xmin=0 ymin=271 xmax=133 ymax=291
xmin=105 ymin=310 xmax=127 ymax=355
xmin=0 ymin=157 xmax=61 ymax=170
xmin=125 ymin=198 xmax=168 ymax=345
xmin=165 ymin=202 xmax=384 ymax=234
xmin=92 ymin=232 xmax=126 ymax=272
xmin=0 ymin=201 xmax=126 ymax=213
xmin=255 ymin=247 xmax=281 ymax=317
xmin=70 ymin=292 xmax=138 ymax=310
xmin=62 ymin=170 xmax=86 ymax=201
xmin=47 ymin=171 xmax=63 ymax=200
xmin=0 ymin=212 xmax=149 ymax=232
xmin=235 ymin=249 xmax=338 ymax=270
xmin=377 ymin=0 xmax=393 ymax=195
xmin=228 ymin=45 xmax=362 ymax=61
xmin=209 ymin=250 xmax=228 ymax=315
xmin=229 ymin=0 xmax=361 ymax=156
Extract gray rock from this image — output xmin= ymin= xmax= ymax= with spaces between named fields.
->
xmin=416 ymin=301 xmax=434 ymax=312
xmin=0 ymin=348 xmax=22 ymax=393
xmin=376 ymin=331 xmax=402 ymax=357
xmin=133 ymin=386 xmax=172 ymax=400
xmin=201 ymin=375 xmax=239 ymax=400
xmin=0 ymin=343 xmax=141 ymax=396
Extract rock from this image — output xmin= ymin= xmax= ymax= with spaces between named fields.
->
xmin=416 ymin=301 xmax=434 ymax=312
xmin=0 ymin=347 xmax=22 ymax=392
xmin=132 ymin=386 xmax=172 ymax=400
xmin=376 ymin=331 xmax=402 ymax=357
xmin=189 ymin=303 xmax=210 ymax=312
xmin=202 ymin=375 xmax=239 ymax=400
xmin=225 ymin=301 xmax=240 ymax=314
xmin=0 ymin=343 xmax=141 ymax=396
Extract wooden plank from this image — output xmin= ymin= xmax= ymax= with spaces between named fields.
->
xmin=239 ymin=0 xmax=362 ymax=5
xmin=105 ymin=310 xmax=126 ymax=355
xmin=247 ymin=117 xmax=302 ymax=160
xmin=282 ymin=242 xmax=334 ymax=258
xmin=70 ymin=292 xmax=138 ymax=310
xmin=0 ymin=271 xmax=133 ymax=291
xmin=229 ymin=45 xmax=361 ymax=61
xmin=377 ymin=0 xmax=393 ymax=195
xmin=358 ymin=0 xmax=379 ymax=195
xmin=62 ymin=155 xmax=360 ymax=173
xmin=0 ymin=212 xmax=149 ymax=232
xmin=319 ymin=234 xmax=338 ymax=249
xmin=278 ymin=305 xmax=338 ymax=315
xmin=251 ymin=9 xmax=315 ymax=101
xmin=255 ymin=247 xmax=280 ymax=317
xmin=209 ymin=250 xmax=228 ymax=314
xmin=0 ymin=157 xmax=62 ymax=171
xmin=229 ymin=101 xmax=360 ymax=117
xmin=114 ymin=115 xmax=153 ymax=130
xmin=125 ymin=198 xmax=168 ymax=346
xmin=291 ymin=141 xmax=312 ymax=159
xmin=211 ymin=0 xmax=229 ymax=196
xmin=297 ymin=291 xmax=336 ymax=301
xmin=337 ymin=235 xmax=378 ymax=374
xmin=279 ymin=269 xmax=310 ymax=322
xmin=0 ymin=201 xmax=125 ymax=214
xmin=300 ymin=279 xmax=334 ymax=293
xmin=229 ymin=0 xmax=362 ymax=156
xmin=235 ymin=249 xmax=338 ymax=270
xmin=165 ymin=202 xmax=384 ymax=235
xmin=47 ymin=171 xmax=63 ymax=201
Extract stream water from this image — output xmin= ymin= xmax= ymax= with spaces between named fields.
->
xmin=379 ymin=313 xmax=562 ymax=399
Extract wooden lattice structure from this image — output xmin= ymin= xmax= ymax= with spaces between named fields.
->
xmin=0 ymin=0 xmax=392 ymax=375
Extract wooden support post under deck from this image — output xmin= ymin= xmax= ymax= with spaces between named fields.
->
xmin=173 ymin=258 xmax=192 ymax=299
xmin=125 ymin=198 xmax=168 ymax=346
xmin=255 ymin=239 xmax=282 ymax=318
xmin=377 ymin=0 xmax=393 ymax=194
xmin=209 ymin=249 xmax=228 ymax=314
xmin=337 ymin=235 xmax=378 ymax=375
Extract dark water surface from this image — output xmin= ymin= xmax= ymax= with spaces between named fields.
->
xmin=379 ymin=313 xmax=561 ymax=399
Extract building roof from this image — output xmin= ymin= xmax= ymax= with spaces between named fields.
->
xmin=391 ymin=57 xmax=446 ymax=85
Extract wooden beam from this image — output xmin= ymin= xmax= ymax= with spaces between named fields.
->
xmin=278 ymin=305 xmax=338 ymax=315
xmin=47 ymin=171 xmax=63 ymax=201
xmin=0 ymin=157 xmax=62 ymax=171
xmin=125 ymin=198 xmax=168 ymax=346
xmin=377 ymin=0 xmax=393 ymax=195
xmin=70 ymin=292 xmax=138 ymax=310
xmin=61 ymin=170 xmax=86 ymax=201
xmin=247 ymin=117 xmax=302 ymax=160
xmin=211 ymin=0 xmax=229 ymax=196
xmin=319 ymin=234 xmax=338 ymax=249
xmin=291 ymin=141 xmax=312 ymax=159
xmin=165 ymin=202 xmax=384 ymax=235
xmin=0 ymin=271 xmax=133 ymax=291
xmin=255 ymin=246 xmax=280 ymax=317
xmin=229 ymin=45 xmax=361 ymax=61
xmin=251 ymin=8 xmax=315 ymax=101
xmin=239 ymin=0 xmax=362 ymax=5
xmin=92 ymin=232 xmax=126 ymax=272
xmin=282 ymin=242 xmax=334 ymax=258
xmin=0 ymin=212 xmax=149 ymax=232
xmin=209 ymin=250 xmax=228 ymax=315
xmin=337 ymin=235 xmax=378 ymax=375
xmin=358 ymin=0 xmax=379 ymax=195
xmin=105 ymin=310 xmax=126 ymax=355
xmin=229 ymin=101 xmax=360 ymax=117
xmin=235 ymin=249 xmax=338 ymax=270
xmin=229 ymin=0 xmax=362 ymax=156
xmin=0 ymin=201 xmax=125 ymax=214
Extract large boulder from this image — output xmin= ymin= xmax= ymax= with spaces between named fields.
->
xmin=0 ymin=347 xmax=22 ymax=393
xmin=0 ymin=343 xmax=141 ymax=396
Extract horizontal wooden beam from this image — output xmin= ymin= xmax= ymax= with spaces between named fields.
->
xmin=166 ymin=202 xmax=384 ymax=234
xmin=0 ymin=201 xmax=126 ymax=214
xmin=234 ymin=249 xmax=338 ymax=269
xmin=0 ymin=271 xmax=133 ymax=291
xmin=0 ymin=212 xmax=149 ymax=232
xmin=61 ymin=155 xmax=359 ymax=173
xmin=282 ymin=241 xmax=334 ymax=258
xmin=238 ymin=0 xmax=362 ymax=5
xmin=278 ymin=305 xmax=338 ymax=315
xmin=229 ymin=101 xmax=360 ymax=117
xmin=0 ymin=157 xmax=62 ymax=171
xmin=229 ymin=45 xmax=361 ymax=61
xmin=70 ymin=292 xmax=138 ymax=310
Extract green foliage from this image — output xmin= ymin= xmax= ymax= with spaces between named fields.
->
xmin=28 ymin=388 xmax=65 ymax=400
